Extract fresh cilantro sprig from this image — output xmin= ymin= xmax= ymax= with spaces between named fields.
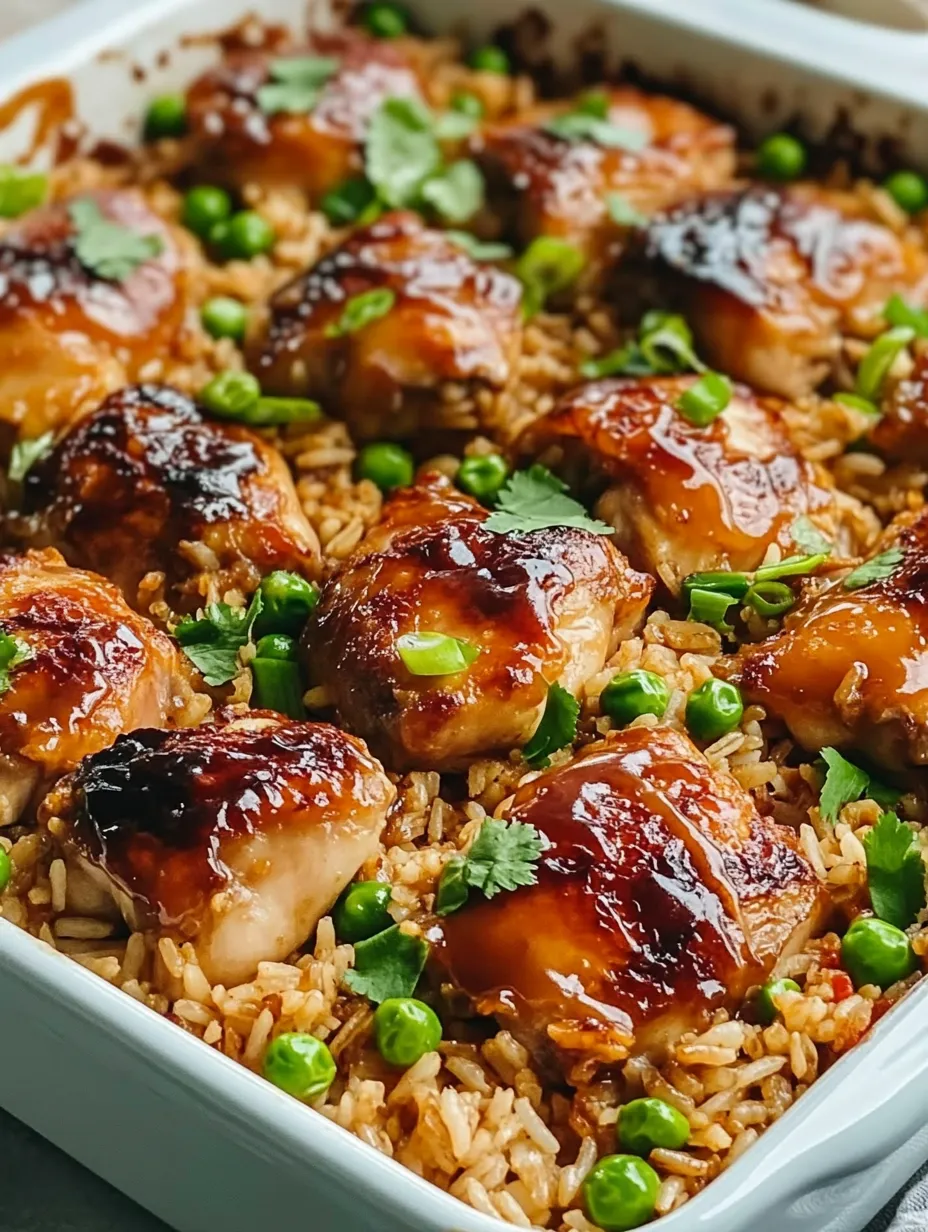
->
xmin=68 ymin=198 xmax=164 ymax=282
xmin=420 ymin=160 xmax=484 ymax=224
xmin=173 ymin=592 xmax=263 ymax=687
xmin=445 ymin=231 xmax=513 ymax=261
xmin=256 ymin=56 xmax=339 ymax=116
xmin=818 ymin=747 xmax=900 ymax=824
xmin=485 ymin=465 xmax=611 ymax=536
xmin=522 ymin=681 xmax=580 ymax=768
xmin=607 ymin=193 xmax=648 ymax=228
xmin=8 ymin=431 xmax=54 ymax=483
xmin=325 ymin=287 xmax=396 ymax=338
xmin=791 ymin=515 xmax=833 ymax=557
xmin=0 ymin=630 xmax=32 ymax=695
xmin=864 ymin=811 xmax=927 ymax=930
xmin=843 ymin=547 xmax=904 ymax=591
xmin=342 ymin=924 xmax=429 ymax=1003
xmin=544 ymin=92 xmax=649 ymax=150
xmin=435 ymin=819 xmax=548 ymax=915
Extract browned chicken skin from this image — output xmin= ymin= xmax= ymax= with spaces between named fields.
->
xmin=0 ymin=190 xmax=185 ymax=442
xmin=249 ymin=212 xmax=523 ymax=440
xmin=517 ymin=376 xmax=836 ymax=593
xmin=629 ymin=185 xmax=928 ymax=399
xmin=871 ymin=348 xmax=928 ymax=464
xmin=0 ymin=548 xmax=186 ymax=823
xmin=312 ymin=475 xmax=652 ymax=771
xmin=51 ymin=712 xmax=395 ymax=986
xmin=20 ymin=384 xmax=319 ymax=607
xmin=737 ymin=509 xmax=928 ymax=770
xmin=433 ymin=726 xmax=826 ymax=1067
xmin=475 ymin=87 xmax=735 ymax=280
xmin=185 ymin=31 xmax=425 ymax=199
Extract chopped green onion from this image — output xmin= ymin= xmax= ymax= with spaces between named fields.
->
xmin=251 ymin=654 xmax=306 ymax=719
xmin=744 ymin=579 xmax=795 ymax=617
xmin=0 ymin=166 xmax=48 ymax=218
xmin=834 ymin=392 xmax=880 ymax=416
xmin=515 ymin=237 xmax=585 ymax=317
xmin=676 ymin=372 xmax=732 ymax=426
xmin=396 ymin=632 xmax=479 ymax=675
xmin=681 ymin=570 xmax=751 ymax=601
xmin=754 ymin=553 xmax=829 ymax=583
xmin=687 ymin=587 xmax=737 ymax=635
xmin=884 ymin=293 xmax=928 ymax=337
xmin=637 ymin=311 xmax=705 ymax=375
xmin=855 ymin=326 xmax=915 ymax=402
xmin=325 ymin=287 xmax=396 ymax=338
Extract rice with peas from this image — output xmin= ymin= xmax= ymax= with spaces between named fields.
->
xmin=2 ymin=10 xmax=928 ymax=1232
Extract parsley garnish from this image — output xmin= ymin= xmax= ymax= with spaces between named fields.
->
xmin=0 ymin=630 xmax=32 ymax=694
xmin=8 ymin=431 xmax=53 ymax=483
xmin=256 ymin=56 xmax=339 ymax=116
xmin=864 ymin=811 xmax=927 ymax=930
xmin=818 ymin=747 xmax=900 ymax=824
xmin=420 ymin=159 xmax=485 ymax=223
xmin=68 ymin=198 xmax=164 ymax=282
xmin=342 ymin=924 xmax=429 ymax=1003
xmin=544 ymin=92 xmax=648 ymax=150
xmin=325 ymin=287 xmax=396 ymax=338
xmin=173 ymin=592 xmax=263 ymax=687
xmin=522 ymin=681 xmax=580 ymax=768
xmin=445 ymin=231 xmax=513 ymax=261
xmin=485 ymin=464 xmax=611 ymax=536
xmin=843 ymin=547 xmax=904 ymax=591
xmin=791 ymin=515 xmax=833 ymax=557
xmin=607 ymin=193 xmax=648 ymax=228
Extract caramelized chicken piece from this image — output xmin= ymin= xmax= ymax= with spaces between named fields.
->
xmin=185 ymin=31 xmax=425 ymax=199
xmin=737 ymin=510 xmax=928 ymax=770
xmin=51 ymin=713 xmax=395 ymax=985
xmin=21 ymin=384 xmax=319 ymax=607
xmin=434 ymin=727 xmax=826 ymax=1066
xmin=871 ymin=348 xmax=928 ymax=464
xmin=0 ymin=549 xmax=186 ymax=824
xmin=475 ymin=87 xmax=735 ymax=280
xmin=0 ymin=190 xmax=185 ymax=442
xmin=517 ymin=376 xmax=835 ymax=593
xmin=628 ymin=185 xmax=928 ymax=399
xmin=249 ymin=212 xmax=523 ymax=440
xmin=312 ymin=475 xmax=652 ymax=771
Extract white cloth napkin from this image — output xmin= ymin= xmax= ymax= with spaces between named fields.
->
xmin=869 ymin=1165 xmax=928 ymax=1232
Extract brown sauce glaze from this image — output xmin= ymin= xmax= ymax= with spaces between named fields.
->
xmin=0 ymin=79 xmax=75 ymax=163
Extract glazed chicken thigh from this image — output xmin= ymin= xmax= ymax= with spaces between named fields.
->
xmin=0 ymin=549 xmax=186 ymax=824
xmin=20 ymin=384 xmax=319 ymax=607
xmin=249 ymin=212 xmax=523 ymax=440
xmin=312 ymin=476 xmax=652 ymax=770
xmin=434 ymin=726 xmax=826 ymax=1066
xmin=870 ymin=348 xmax=928 ymax=464
xmin=0 ymin=190 xmax=185 ymax=442
xmin=517 ymin=376 xmax=836 ymax=593
xmin=50 ymin=713 xmax=395 ymax=986
xmin=629 ymin=185 xmax=928 ymax=399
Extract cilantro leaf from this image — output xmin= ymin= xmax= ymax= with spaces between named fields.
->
xmin=843 ymin=547 xmax=904 ymax=591
xmin=433 ymin=109 xmax=479 ymax=140
xmin=420 ymin=159 xmax=485 ymax=223
xmin=607 ymin=193 xmax=648 ymax=228
xmin=485 ymin=464 xmax=611 ymax=536
xmin=791 ymin=515 xmax=833 ymax=557
xmin=435 ymin=854 xmax=469 ymax=915
xmin=864 ymin=811 xmax=927 ymax=929
xmin=819 ymin=747 xmax=870 ymax=823
xmin=445 ymin=231 xmax=513 ymax=261
xmin=8 ymin=431 xmax=54 ymax=483
xmin=256 ymin=55 xmax=339 ymax=116
xmin=342 ymin=924 xmax=429 ymax=1003
xmin=0 ymin=629 xmax=32 ymax=694
xmin=436 ymin=821 xmax=548 ymax=914
xmin=366 ymin=96 xmax=441 ymax=209
xmin=68 ymin=198 xmax=164 ymax=282
xmin=544 ymin=93 xmax=648 ymax=150
xmin=325 ymin=287 xmax=396 ymax=338
xmin=522 ymin=681 xmax=580 ymax=768
xmin=174 ymin=592 xmax=263 ymax=687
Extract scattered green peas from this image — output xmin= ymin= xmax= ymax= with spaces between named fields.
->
xmin=181 ymin=185 xmax=232 ymax=239
xmin=200 ymin=296 xmax=248 ymax=343
xmin=373 ymin=997 xmax=442 ymax=1068
xmin=582 ymin=1155 xmax=660 ymax=1232
xmin=216 ymin=210 xmax=275 ymax=260
xmin=756 ymin=977 xmax=801 ymax=1025
xmin=263 ymin=1032 xmax=336 ymax=1100
xmin=254 ymin=571 xmax=321 ymax=638
xmin=333 ymin=881 xmax=394 ymax=943
xmin=356 ymin=441 xmax=414 ymax=492
xmin=600 ymin=669 xmax=670 ymax=727
xmin=143 ymin=93 xmax=188 ymax=141
xmin=883 ymin=170 xmax=928 ymax=215
xmin=456 ymin=454 xmax=508 ymax=503
xmin=685 ymin=678 xmax=743 ymax=743
xmin=618 ymin=1098 xmax=690 ymax=1157
xmin=841 ymin=917 xmax=916 ymax=989
xmin=756 ymin=133 xmax=807 ymax=182
xmin=468 ymin=45 xmax=510 ymax=74
xmin=0 ymin=846 xmax=10 ymax=893
xmin=362 ymin=0 xmax=409 ymax=37
xmin=199 ymin=370 xmax=262 ymax=420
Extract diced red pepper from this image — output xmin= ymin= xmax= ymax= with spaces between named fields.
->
xmin=831 ymin=971 xmax=854 ymax=1002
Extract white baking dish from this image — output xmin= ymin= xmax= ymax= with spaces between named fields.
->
xmin=1 ymin=1 xmax=928 ymax=1229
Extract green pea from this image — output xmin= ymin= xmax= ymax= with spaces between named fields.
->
xmin=0 ymin=846 xmax=10 ymax=893
xmin=582 ymin=1154 xmax=660 ymax=1232
xmin=200 ymin=296 xmax=248 ymax=343
xmin=841 ymin=916 xmax=916 ymax=989
xmin=262 ymin=1031 xmax=336 ymax=1100
xmin=362 ymin=0 xmax=409 ymax=38
xmin=216 ymin=210 xmax=275 ymax=260
xmin=883 ymin=170 xmax=928 ymax=215
xmin=254 ymin=633 xmax=298 ymax=662
xmin=254 ymin=571 xmax=321 ymax=637
xmin=181 ymin=185 xmax=232 ymax=239
xmin=456 ymin=454 xmax=508 ymax=503
xmin=373 ymin=997 xmax=442 ymax=1068
xmin=618 ymin=1097 xmax=690 ymax=1156
xmin=600 ymin=670 xmax=670 ymax=727
xmin=333 ymin=881 xmax=393 ymax=943
xmin=685 ymin=678 xmax=743 ymax=742
xmin=143 ymin=93 xmax=188 ymax=141
xmin=198 ymin=370 xmax=261 ymax=420
xmin=755 ymin=977 xmax=801 ymax=1025
xmin=468 ymin=45 xmax=510 ymax=74
xmin=356 ymin=441 xmax=414 ymax=492
xmin=756 ymin=133 xmax=807 ymax=182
